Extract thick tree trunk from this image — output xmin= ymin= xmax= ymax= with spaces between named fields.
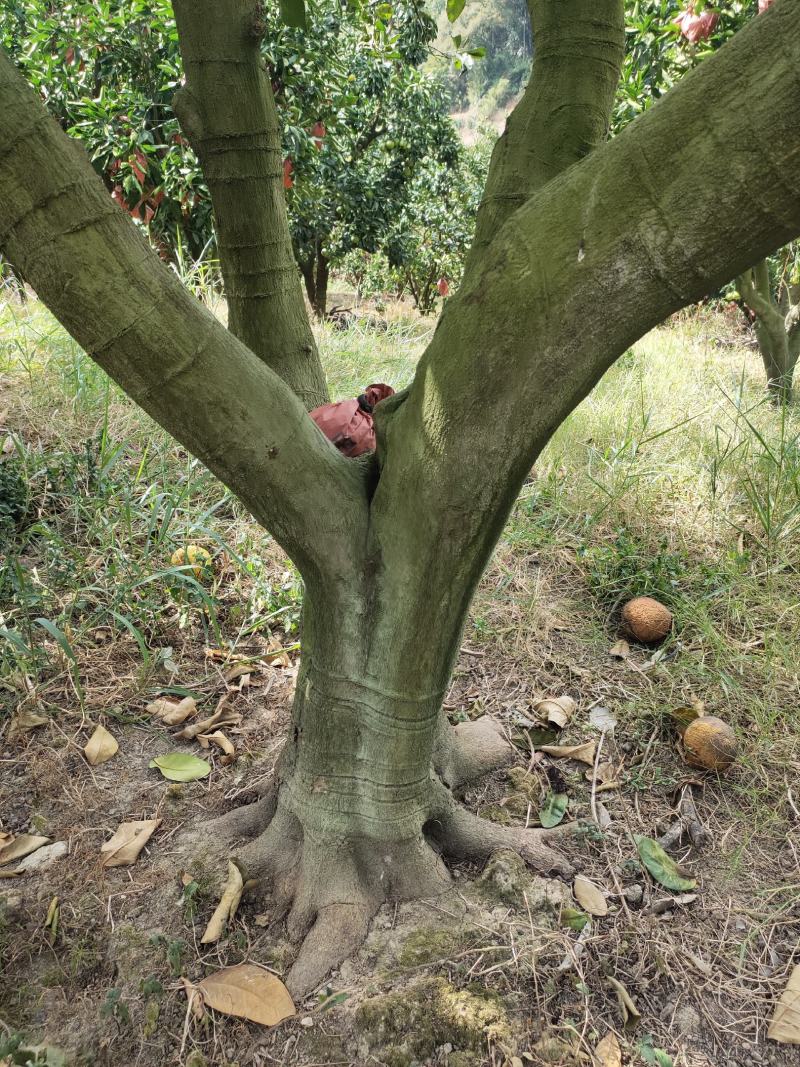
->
xmin=227 ymin=584 xmax=567 ymax=995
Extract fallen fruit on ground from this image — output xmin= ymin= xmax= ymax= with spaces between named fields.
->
xmin=620 ymin=596 xmax=673 ymax=644
xmin=682 ymin=714 xmax=738 ymax=772
xmin=170 ymin=544 xmax=212 ymax=578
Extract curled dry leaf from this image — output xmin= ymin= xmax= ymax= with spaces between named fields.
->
xmin=8 ymin=706 xmax=49 ymax=740
xmin=608 ymin=975 xmax=641 ymax=1028
xmin=609 ymin=639 xmax=630 ymax=660
xmin=100 ymin=819 xmax=160 ymax=867
xmin=188 ymin=963 xmax=295 ymax=1027
xmin=573 ymin=875 xmax=609 ymax=916
xmin=768 ymin=964 xmax=800 ymax=1044
xmin=595 ymin=1031 xmax=622 ymax=1067
xmin=146 ymin=695 xmax=197 ymax=726
xmin=198 ymin=731 xmax=235 ymax=757
xmin=201 ymin=860 xmax=245 ymax=944
xmin=535 ymin=695 xmax=576 ymax=729
xmin=175 ymin=698 xmax=240 ymax=740
xmin=540 ymin=741 xmax=597 ymax=766
xmin=0 ymin=834 xmax=50 ymax=866
xmin=84 ymin=724 xmax=119 ymax=766
xmin=586 ymin=761 xmax=620 ymax=791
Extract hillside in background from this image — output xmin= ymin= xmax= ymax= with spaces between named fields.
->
xmin=428 ymin=0 xmax=531 ymax=142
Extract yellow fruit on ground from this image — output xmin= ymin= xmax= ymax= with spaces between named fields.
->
xmin=683 ymin=715 xmax=738 ymax=772
xmin=621 ymin=596 xmax=672 ymax=644
xmin=170 ymin=544 xmax=212 ymax=579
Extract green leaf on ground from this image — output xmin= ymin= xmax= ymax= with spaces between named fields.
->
xmin=561 ymin=907 xmax=590 ymax=932
xmin=149 ymin=752 xmax=211 ymax=782
xmin=635 ymin=835 xmax=697 ymax=892
xmin=539 ymin=791 xmax=568 ymax=828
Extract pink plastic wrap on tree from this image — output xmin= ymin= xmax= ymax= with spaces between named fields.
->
xmin=310 ymin=383 xmax=395 ymax=458
xmin=678 ymin=6 xmax=719 ymax=43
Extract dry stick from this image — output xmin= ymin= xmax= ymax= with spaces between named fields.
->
xmin=590 ymin=728 xmax=606 ymax=826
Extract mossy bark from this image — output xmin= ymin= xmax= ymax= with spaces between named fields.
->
xmin=2 ymin=0 xmax=800 ymax=997
xmin=171 ymin=0 xmax=327 ymax=409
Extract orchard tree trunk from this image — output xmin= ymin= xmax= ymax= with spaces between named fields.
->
xmin=738 ymin=259 xmax=800 ymax=404
xmin=2 ymin=0 xmax=800 ymax=999
xmin=299 ymin=245 xmax=330 ymax=318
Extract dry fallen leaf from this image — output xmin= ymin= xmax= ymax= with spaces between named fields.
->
xmin=254 ymin=912 xmax=271 ymax=927
xmin=100 ymin=819 xmax=160 ymax=868
xmin=595 ymin=1031 xmax=622 ymax=1067
xmin=0 ymin=834 xmax=50 ymax=866
xmin=540 ymin=741 xmax=597 ymax=766
xmin=608 ymin=976 xmax=641 ymax=1028
xmin=769 ymin=964 xmax=800 ymax=1044
xmin=175 ymin=697 xmax=240 ymax=740
xmin=535 ymin=695 xmax=576 ymax=730
xmin=84 ymin=724 xmax=119 ymax=766
xmin=201 ymin=860 xmax=245 ymax=944
xmin=589 ymin=705 xmax=618 ymax=733
xmin=198 ymin=730 xmax=235 ymax=757
xmin=8 ymin=706 xmax=49 ymax=740
xmin=188 ymin=963 xmax=295 ymax=1027
xmin=609 ymin=639 xmax=630 ymax=660
xmin=573 ymin=875 xmax=609 ymax=917
xmin=146 ymin=695 xmax=197 ymax=726
xmin=585 ymin=761 xmax=620 ymax=791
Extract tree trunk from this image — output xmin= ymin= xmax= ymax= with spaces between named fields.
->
xmin=299 ymin=246 xmax=330 ymax=318
xmin=738 ymin=259 xmax=799 ymax=404
xmin=228 ymin=580 xmax=567 ymax=995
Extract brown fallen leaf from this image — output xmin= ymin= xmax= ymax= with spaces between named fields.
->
xmin=594 ymin=1031 xmax=622 ymax=1067
xmin=198 ymin=731 xmax=235 ymax=757
xmin=181 ymin=977 xmax=206 ymax=1021
xmin=175 ymin=698 xmax=240 ymax=740
xmin=223 ymin=663 xmax=256 ymax=684
xmin=585 ymin=761 xmax=621 ymax=791
xmin=573 ymin=875 xmax=609 ymax=917
xmin=769 ymin=964 xmax=800 ymax=1044
xmin=188 ymin=963 xmax=295 ymax=1027
xmin=534 ymin=695 xmax=577 ymax=729
xmin=608 ymin=975 xmax=640 ymax=1028
xmin=609 ymin=639 xmax=630 ymax=660
xmin=84 ymin=724 xmax=119 ymax=766
xmin=201 ymin=860 xmax=244 ymax=944
xmin=254 ymin=912 xmax=271 ymax=927
xmin=540 ymin=741 xmax=597 ymax=766
xmin=100 ymin=819 xmax=160 ymax=868
xmin=8 ymin=706 xmax=49 ymax=740
xmin=0 ymin=834 xmax=50 ymax=866
xmin=146 ymin=695 xmax=197 ymax=726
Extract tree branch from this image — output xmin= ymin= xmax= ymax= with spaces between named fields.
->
xmin=737 ymin=264 xmax=775 ymax=321
xmin=172 ymin=0 xmax=328 ymax=410
xmin=467 ymin=0 xmax=625 ymax=264
xmin=372 ymin=0 xmax=800 ymax=670
xmin=0 ymin=50 xmax=365 ymax=585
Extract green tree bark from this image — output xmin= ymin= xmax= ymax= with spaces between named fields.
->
xmin=737 ymin=258 xmax=800 ymax=404
xmin=1 ymin=0 xmax=800 ymax=998
xmin=172 ymin=0 xmax=328 ymax=408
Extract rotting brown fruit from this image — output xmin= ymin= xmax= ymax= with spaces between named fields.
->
xmin=620 ymin=596 xmax=673 ymax=644
xmin=683 ymin=715 xmax=738 ymax=772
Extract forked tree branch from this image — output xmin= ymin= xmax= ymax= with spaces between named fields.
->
xmin=0 ymin=51 xmax=365 ymax=585
xmin=371 ymin=0 xmax=800 ymax=668
xmin=467 ymin=0 xmax=626 ymax=264
xmin=172 ymin=0 xmax=328 ymax=410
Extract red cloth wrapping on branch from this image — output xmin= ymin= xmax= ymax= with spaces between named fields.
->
xmin=310 ymin=383 xmax=395 ymax=458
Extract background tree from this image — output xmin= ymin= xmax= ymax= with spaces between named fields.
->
xmin=615 ymin=0 xmax=799 ymax=401
xmin=1 ymin=0 xmax=799 ymax=999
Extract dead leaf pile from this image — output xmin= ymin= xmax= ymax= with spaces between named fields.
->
xmin=147 ymin=692 xmax=239 ymax=766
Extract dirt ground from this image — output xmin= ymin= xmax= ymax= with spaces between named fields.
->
xmin=2 ymin=554 xmax=798 ymax=1067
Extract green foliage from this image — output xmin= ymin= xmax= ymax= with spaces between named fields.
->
xmin=580 ymin=529 xmax=687 ymax=607
xmin=99 ymin=987 xmax=131 ymax=1026
xmin=0 ymin=457 xmax=28 ymax=545
xmin=0 ymin=1036 xmax=65 ymax=1067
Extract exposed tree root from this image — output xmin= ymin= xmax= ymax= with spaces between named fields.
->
xmin=188 ymin=719 xmax=575 ymax=998
xmin=434 ymin=715 xmax=515 ymax=790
